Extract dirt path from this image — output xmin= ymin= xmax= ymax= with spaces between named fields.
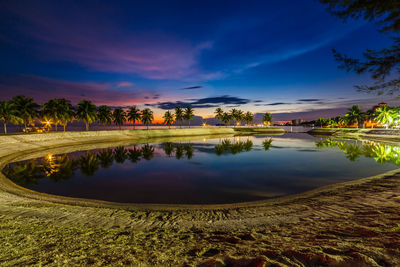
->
xmin=0 ymin=130 xmax=399 ymax=266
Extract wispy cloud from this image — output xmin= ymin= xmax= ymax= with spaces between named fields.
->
xmin=180 ymin=86 xmax=203 ymax=90
xmin=0 ymin=74 xmax=157 ymax=105
xmin=150 ymin=95 xmax=251 ymax=110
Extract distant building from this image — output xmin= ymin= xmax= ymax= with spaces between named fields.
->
xmin=274 ymin=120 xmax=292 ymax=125
xmin=291 ymin=119 xmax=305 ymax=126
xmin=372 ymin=102 xmax=387 ymax=112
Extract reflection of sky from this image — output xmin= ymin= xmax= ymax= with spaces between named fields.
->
xmin=7 ymin=134 xmax=397 ymax=204
xmin=1 ymin=1 xmax=399 ymax=121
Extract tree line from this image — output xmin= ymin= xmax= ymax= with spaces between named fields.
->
xmin=214 ymin=108 xmax=272 ymax=126
xmin=0 ymin=95 xmax=196 ymax=134
xmin=315 ymin=104 xmax=400 ymax=129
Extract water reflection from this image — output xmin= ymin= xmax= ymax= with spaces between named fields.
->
xmin=315 ymin=139 xmax=400 ymax=166
xmin=215 ymin=139 xmax=254 ymax=155
xmin=3 ymin=138 xmax=273 ymax=187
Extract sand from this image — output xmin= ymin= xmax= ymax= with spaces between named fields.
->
xmin=0 ymin=128 xmax=399 ymax=266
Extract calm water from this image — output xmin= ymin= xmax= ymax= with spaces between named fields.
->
xmin=3 ymin=133 xmax=399 ymax=204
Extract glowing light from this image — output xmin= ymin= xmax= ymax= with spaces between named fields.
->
xmin=47 ymin=154 xmax=53 ymax=160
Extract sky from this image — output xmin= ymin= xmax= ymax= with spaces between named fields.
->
xmin=0 ymin=0 xmax=398 ymax=122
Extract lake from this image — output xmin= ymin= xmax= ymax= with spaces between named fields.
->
xmin=3 ymin=133 xmax=399 ymax=204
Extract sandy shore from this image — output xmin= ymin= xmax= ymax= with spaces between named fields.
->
xmin=0 ymin=129 xmax=399 ymax=266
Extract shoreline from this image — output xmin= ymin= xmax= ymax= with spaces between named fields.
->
xmin=0 ymin=128 xmax=399 ymax=266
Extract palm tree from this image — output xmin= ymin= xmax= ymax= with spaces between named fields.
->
xmin=374 ymin=105 xmax=393 ymax=128
xmin=184 ymin=106 xmax=194 ymax=128
xmin=230 ymin=109 xmax=240 ymax=126
xmin=316 ymin=117 xmax=327 ymax=128
xmin=214 ymin=108 xmax=224 ymax=123
xmin=345 ymin=105 xmax=365 ymax=128
xmin=12 ymin=95 xmax=40 ymax=132
xmin=57 ymin=99 xmax=75 ymax=132
xmin=112 ymin=108 xmax=126 ymax=130
xmin=338 ymin=116 xmax=348 ymax=128
xmin=221 ymin=112 xmax=232 ymax=126
xmin=97 ymin=105 xmax=112 ymax=126
xmin=0 ymin=101 xmax=22 ymax=134
xmin=127 ymin=106 xmax=141 ymax=129
xmin=163 ymin=110 xmax=175 ymax=128
xmin=75 ymin=100 xmax=97 ymax=131
xmin=175 ymin=106 xmax=184 ymax=128
xmin=244 ymin=111 xmax=253 ymax=125
xmin=141 ymin=108 xmax=154 ymax=130
xmin=263 ymin=112 xmax=273 ymax=126
xmin=42 ymin=99 xmax=62 ymax=131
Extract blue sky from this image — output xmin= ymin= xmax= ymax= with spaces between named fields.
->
xmin=0 ymin=0 xmax=397 ymax=120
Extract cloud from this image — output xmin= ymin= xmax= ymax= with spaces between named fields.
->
xmin=265 ymin=102 xmax=290 ymax=106
xmin=2 ymin=3 xmax=215 ymax=81
xmin=180 ymin=86 xmax=203 ymax=90
xmin=151 ymin=95 xmax=251 ymax=110
xmin=117 ymin=81 xmax=133 ymax=88
xmin=0 ymin=74 xmax=155 ymax=105
xmin=297 ymin=98 xmax=321 ymax=102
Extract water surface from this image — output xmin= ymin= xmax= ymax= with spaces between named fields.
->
xmin=3 ymin=133 xmax=398 ymax=204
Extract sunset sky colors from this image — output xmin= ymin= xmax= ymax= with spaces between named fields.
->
xmin=0 ymin=0 xmax=398 ymax=120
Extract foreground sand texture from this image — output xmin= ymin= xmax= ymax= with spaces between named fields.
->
xmin=0 ymin=129 xmax=399 ymax=266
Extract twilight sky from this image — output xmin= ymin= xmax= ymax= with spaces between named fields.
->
xmin=0 ymin=0 xmax=398 ymax=121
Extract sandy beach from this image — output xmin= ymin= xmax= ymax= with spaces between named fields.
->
xmin=0 ymin=129 xmax=399 ymax=266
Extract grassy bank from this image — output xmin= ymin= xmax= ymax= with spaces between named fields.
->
xmin=308 ymin=128 xmax=400 ymax=144
xmin=0 ymin=128 xmax=399 ymax=266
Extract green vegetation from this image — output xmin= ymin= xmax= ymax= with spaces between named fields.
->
xmin=140 ymin=108 xmax=154 ymax=130
xmin=112 ymin=108 xmax=127 ymax=130
xmin=162 ymin=111 xmax=175 ymax=128
xmin=127 ymin=106 xmax=141 ymax=129
xmin=262 ymin=112 xmax=273 ymax=126
xmin=320 ymin=0 xmax=400 ymax=95
xmin=75 ymin=100 xmax=97 ymax=131
xmin=0 ymin=100 xmax=22 ymax=134
xmin=214 ymin=108 xmax=257 ymax=126
xmin=97 ymin=105 xmax=112 ymax=126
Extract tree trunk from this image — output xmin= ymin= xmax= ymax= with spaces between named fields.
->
xmin=55 ymin=124 xmax=58 ymax=131
xmin=63 ymin=124 xmax=66 ymax=132
xmin=86 ymin=122 xmax=89 ymax=131
xmin=147 ymin=124 xmax=149 ymax=130
xmin=188 ymin=121 xmax=191 ymax=128
xmin=3 ymin=122 xmax=7 ymax=134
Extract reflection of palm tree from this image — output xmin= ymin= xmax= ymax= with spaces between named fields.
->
xmin=128 ymin=146 xmax=142 ymax=163
xmin=79 ymin=152 xmax=99 ymax=177
xmin=98 ymin=149 xmax=114 ymax=168
xmin=244 ymin=140 xmax=253 ymax=151
xmin=343 ymin=143 xmax=363 ymax=162
xmin=163 ymin=142 xmax=174 ymax=157
xmin=3 ymin=160 xmax=43 ymax=186
xmin=184 ymin=144 xmax=194 ymax=159
xmin=175 ymin=144 xmax=184 ymax=159
xmin=372 ymin=145 xmax=393 ymax=164
xmin=141 ymin=144 xmax=154 ymax=160
xmin=114 ymin=146 xmax=128 ymax=163
xmin=45 ymin=155 xmax=77 ymax=182
xmin=262 ymin=138 xmax=273 ymax=150
xmin=215 ymin=144 xmax=224 ymax=156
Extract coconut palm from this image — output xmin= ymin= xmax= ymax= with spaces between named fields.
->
xmin=127 ymin=106 xmax=141 ymax=129
xmin=42 ymin=99 xmax=62 ymax=131
xmin=57 ymin=99 xmax=75 ymax=132
xmin=0 ymin=100 xmax=22 ymax=134
xmin=338 ymin=116 xmax=349 ymax=128
xmin=112 ymin=108 xmax=126 ymax=130
xmin=97 ymin=105 xmax=112 ymax=126
xmin=163 ymin=110 xmax=175 ymax=128
xmin=263 ymin=112 xmax=273 ymax=126
xmin=75 ymin=100 xmax=97 ymax=131
xmin=374 ymin=105 xmax=393 ymax=128
xmin=345 ymin=105 xmax=365 ymax=128
xmin=175 ymin=106 xmax=184 ymax=128
xmin=315 ymin=117 xmax=327 ymax=127
xmin=141 ymin=108 xmax=154 ymax=130
xmin=221 ymin=112 xmax=232 ymax=126
xmin=12 ymin=95 xmax=40 ymax=132
xmin=230 ymin=109 xmax=240 ymax=126
xmin=244 ymin=111 xmax=253 ymax=125
xmin=184 ymin=106 xmax=194 ymax=128
xmin=214 ymin=108 xmax=224 ymax=123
